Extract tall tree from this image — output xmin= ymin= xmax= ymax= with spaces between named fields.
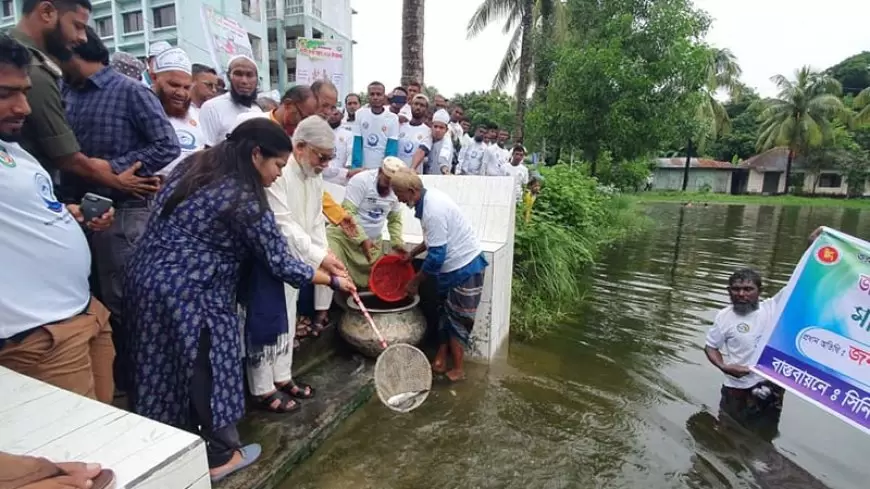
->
xmin=525 ymin=0 xmax=710 ymax=175
xmin=401 ymin=0 xmax=425 ymax=86
xmin=755 ymin=67 xmax=847 ymax=194
xmin=466 ymin=0 xmax=563 ymax=141
xmin=855 ymin=87 xmax=870 ymax=124
xmin=681 ymin=48 xmax=742 ymax=190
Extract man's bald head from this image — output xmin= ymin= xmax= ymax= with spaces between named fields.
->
xmin=311 ymin=79 xmax=338 ymax=119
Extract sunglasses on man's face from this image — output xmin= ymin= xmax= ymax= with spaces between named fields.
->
xmin=311 ymin=147 xmax=333 ymax=164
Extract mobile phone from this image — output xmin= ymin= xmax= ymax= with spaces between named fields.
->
xmin=81 ymin=192 xmax=113 ymax=222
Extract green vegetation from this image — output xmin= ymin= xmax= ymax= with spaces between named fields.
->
xmin=512 ymin=165 xmax=646 ymax=340
xmin=632 ymin=191 xmax=870 ymax=209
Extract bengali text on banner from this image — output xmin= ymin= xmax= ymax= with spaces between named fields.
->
xmin=752 ymin=227 xmax=870 ymax=435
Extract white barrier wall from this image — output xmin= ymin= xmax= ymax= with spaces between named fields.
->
xmin=0 ymin=367 xmax=210 ymax=489
xmin=324 ymin=175 xmax=516 ymax=361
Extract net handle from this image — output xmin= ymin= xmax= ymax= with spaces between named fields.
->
xmin=351 ymin=291 xmax=388 ymax=350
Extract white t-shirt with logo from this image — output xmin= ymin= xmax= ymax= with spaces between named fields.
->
xmin=0 ymin=141 xmax=91 ymax=338
xmin=353 ymin=107 xmax=400 ymax=169
xmin=705 ymin=294 xmax=784 ymax=389
xmin=419 ymin=187 xmax=482 ymax=273
xmin=344 ymin=169 xmax=401 ymax=240
xmin=504 ymin=163 xmax=529 ymax=202
xmin=457 ymin=140 xmax=487 ymax=175
xmin=198 ymin=92 xmax=262 ymax=147
xmin=398 ymin=121 xmax=432 ymax=172
xmin=324 ymin=125 xmax=354 ymax=186
xmin=160 ymin=107 xmax=205 ymax=176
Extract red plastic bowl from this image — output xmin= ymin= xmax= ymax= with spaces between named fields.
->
xmin=369 ymin=254 xmax=416 ymax=302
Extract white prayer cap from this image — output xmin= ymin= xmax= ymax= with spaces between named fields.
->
xmin=381 ymin=156 xmax=406 ymax=178
xmin=153 ymin=48 xmax=192 ymax=75
xmin=148 ymin=41 xmax=172 ymax=58
xmin=432 ymin=109 xmax=450 ymax=125
xmin=227 ymin=54 xmax=257 ymax=70
xmin=398 ymin=104 xmax=412 ymax=121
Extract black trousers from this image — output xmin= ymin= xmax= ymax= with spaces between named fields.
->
xmin=191 ymin=328 xmax=242 ymax=468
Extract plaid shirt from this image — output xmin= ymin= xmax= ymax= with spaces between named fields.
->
xmin=63 ymin=66 xmax=179 ymax=182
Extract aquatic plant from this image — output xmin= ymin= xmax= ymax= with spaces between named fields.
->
xmin=512 ymin=164 xmax=647 ymax=340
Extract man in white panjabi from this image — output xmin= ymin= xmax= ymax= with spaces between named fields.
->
xmin=150 ymin=47 xmax=204 ymax=177
xmin=244 ymin=115 xmax=348 ymax=410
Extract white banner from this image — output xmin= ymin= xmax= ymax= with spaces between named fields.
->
xmin=295 ymin=38 xmax=346 ymax=107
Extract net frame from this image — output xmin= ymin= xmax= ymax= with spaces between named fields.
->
xmin=373 ymin=343 xmax=433 ymax=413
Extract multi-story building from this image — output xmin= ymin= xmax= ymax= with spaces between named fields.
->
xmin=0 ymin=0 xmax=354 ymax=97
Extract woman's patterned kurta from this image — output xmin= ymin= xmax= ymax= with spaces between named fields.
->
xmin=123 ymin=174 xmax=314 ymax=431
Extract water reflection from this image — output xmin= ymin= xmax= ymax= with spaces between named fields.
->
xmin=286 ymin=204 xmax=870 ymax=489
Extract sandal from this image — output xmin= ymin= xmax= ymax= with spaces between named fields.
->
xmin=309 ymin=317 xmax=330 ymax=337
xmin=210 ymin=444 xmax=262 ymax=483
xmin=295 ymin=317 xmax=313 ymax=338
xmin=256 ymin=390 xmax=301 ymax=413
xmin=278 ymin=380 xmax=315 ymax=399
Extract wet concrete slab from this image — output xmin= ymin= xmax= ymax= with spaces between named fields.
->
xmin=216 ymin=350 xmax=374 ymax=489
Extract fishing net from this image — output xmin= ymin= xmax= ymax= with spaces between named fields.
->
xmin=373 ymin=343 xmax=432 ymax=413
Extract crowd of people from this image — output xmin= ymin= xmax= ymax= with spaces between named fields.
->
xmin=0 ymin=0 xmax=542 ymax=486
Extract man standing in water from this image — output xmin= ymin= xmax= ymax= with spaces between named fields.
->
xmin=705 ymin=228 xmax=822 ymax=427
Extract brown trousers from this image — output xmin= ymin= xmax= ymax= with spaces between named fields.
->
xmin=0 ymin=299 xmax=115 ymax=404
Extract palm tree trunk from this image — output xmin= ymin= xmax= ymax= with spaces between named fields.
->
xmin=681 ymin=139 xmax=693 ymax=191
xmin=512 ymin=0 xmax=534 ymax=142
xmin=401 ymin=0 xmax=425 ymax=86
xmin=783 ymin=149 xmax=794 ymax=195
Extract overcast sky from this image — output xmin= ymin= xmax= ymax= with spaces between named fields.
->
xmin=350 ymin=0 xmax=870 ymax=98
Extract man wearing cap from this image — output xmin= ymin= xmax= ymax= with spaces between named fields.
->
xmin=397 ymin=94 xmax=432 ymax=173
xmin=142 ymin=40 xmax=171 ymax=88
xmin=62 ymin=26 xmax=179 ymax=390
xmin=152 ymin=47 xmax=204 ymax=177
xmin=426 ymin=109 xmax=455 ymax=175
xmin=199 ymin=55 xmax=262 ymax=147
xmin=110 ymin=51 xmax=145 ymax=80
xmin=326 ymin=157 xmax=408 ymax=288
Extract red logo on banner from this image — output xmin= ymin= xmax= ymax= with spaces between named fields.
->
xmin=816 ymin=246 xmax=840 ymax=264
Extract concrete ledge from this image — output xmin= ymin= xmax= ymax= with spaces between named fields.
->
xmin=0 ymin=366 xmax=209 ymax=489
xmin=216 ymin=354 xmax=374 ymax=489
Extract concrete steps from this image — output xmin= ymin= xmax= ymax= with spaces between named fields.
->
xmin=217 ymin=349 xmax=374 ymax=489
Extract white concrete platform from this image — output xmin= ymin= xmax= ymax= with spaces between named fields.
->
xmin=0 ymin=367 xmax=210 ymax=489
xmin=324 ymin=174 xmax=516 ymax=361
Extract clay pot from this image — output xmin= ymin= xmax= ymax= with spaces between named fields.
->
xmin=339 ymin=292 xmax=426 ymax=357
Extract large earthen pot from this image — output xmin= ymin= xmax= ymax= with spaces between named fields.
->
xmin=339 ymin=292 xmax=426 ymax=357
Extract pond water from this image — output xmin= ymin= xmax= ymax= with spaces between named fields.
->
xmin=284 ymin=203 xmax=870 ymax=489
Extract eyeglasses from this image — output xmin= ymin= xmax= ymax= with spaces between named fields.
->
xmin=311 ymin=147 xmax=333 ymax=164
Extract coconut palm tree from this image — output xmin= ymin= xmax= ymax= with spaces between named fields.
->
xmin=466 ymin=0 xmax=564 ymax=141
xmin=755 ymin=66 xmax=847 ymax=194
xmin=681 ymin=48 xmax=742 ymax=190
xmin=855 ymin=87 xmax=870 ymax=124
xmin=402 ymin=0 xmax=425 ymax=86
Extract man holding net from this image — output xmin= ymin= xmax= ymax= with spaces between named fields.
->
xmin=389 ymin=168 xmax=489 ymax=381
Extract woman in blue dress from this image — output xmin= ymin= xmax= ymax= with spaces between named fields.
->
xmin=123 ymin=118 xmax=356 ymax=482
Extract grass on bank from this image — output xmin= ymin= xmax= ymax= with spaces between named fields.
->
xmin=631 ymin=191 xmax=870 ymax=209
xmin=511 ymin=166 xmax=648 ymax=341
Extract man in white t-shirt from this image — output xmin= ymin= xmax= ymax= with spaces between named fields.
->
xmin=704 ymin=261 xmax=820 ymax=428
xmin=503 ymin=144 xmax=529 ymax=203
xmin=151 ymin=47 xmax=204 ymax=177
xmin=324 ymin=106 xmax=357 ymax=186
xmin=398 ymin=94 xmax=432 ymax=173
xmin=456 ymin=126 xmax=488 ymax=175
xmin=0 ymin=35 xmax=115 ymax=403
xmin=198 ymin=55 xmax=262 ymax=147
xmin=327 ymin=157 xmax=407 ymax=288
xmin=390 ymin=168 xmax=489 ymax=382
xmin=342 ymin=93 xmax=361 ymax=132
xmin=352 ymin=81 xmax=399 ymax=169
